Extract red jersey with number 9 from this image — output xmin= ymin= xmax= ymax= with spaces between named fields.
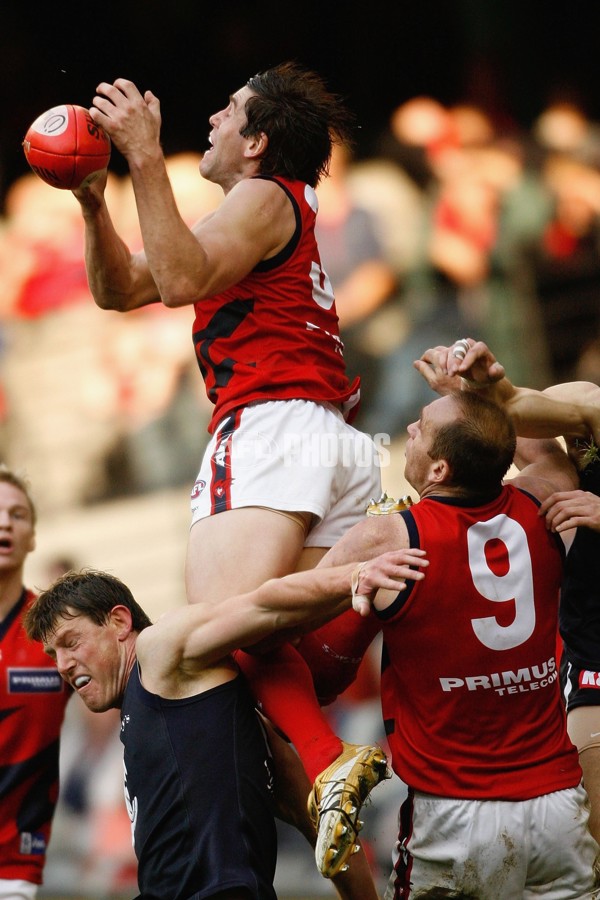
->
xmin=377 ymin=486 xmax=580 ymax=800
xmin=191 ymin=175 xmax=359 ymax=432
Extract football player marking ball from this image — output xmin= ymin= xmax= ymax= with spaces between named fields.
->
xmin=23 ymin=104 xmax=111 ymax=190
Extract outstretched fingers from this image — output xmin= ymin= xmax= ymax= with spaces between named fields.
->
xmin=539 ymin=489 xmax=600 ymax=533
xmin=352 ymin=549 xmax=428 ymax=616
xmin=414 ymin=345 xmax=460 ymax=395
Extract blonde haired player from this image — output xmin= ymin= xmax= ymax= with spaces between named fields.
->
xmin=0 ymin=467 xmax=72 ymax=900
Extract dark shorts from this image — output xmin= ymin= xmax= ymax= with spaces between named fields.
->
xmin=561 ymin=650 xmax=600 ymax=711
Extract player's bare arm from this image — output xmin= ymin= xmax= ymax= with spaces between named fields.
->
xmin=70 ymin=163 xmax=160 ymax=312
xmin=86 ymin=78 xmax=296 ymax=307
xmin=541 ymin=381 xmax=600 ymax=443
xmin=136 ymin=550 xmax=427 ymax=695
xmin=509 ymin=436 xmax=579 ymax=505
xmin=453 ymin=341 xmax=600 ymax=441
xmin=126 ymin=175 xmax=294 ymax=307
xmin=82 ymin=154 xmax=293 ymax=310
xmin=418 ymin=339 xmax=600 ymax=443
xmin=314 ymin=517 xmax=420 ymax=618
xmin=182 ymin=177 xmax=297 ymax=301
xmin=316 ymin=513 xmax=412 ymax=569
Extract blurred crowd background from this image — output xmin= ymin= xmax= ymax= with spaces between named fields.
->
xmin=4 ymin=1 xmax=600 ymax=897
xmin=4 ymin=94 xmax=600 ymax=515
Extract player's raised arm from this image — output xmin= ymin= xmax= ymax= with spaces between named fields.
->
xmin=417 ymin=338 xmax=600 ymax=445
xmin=138 ymin=549 xmax=428 ymax=678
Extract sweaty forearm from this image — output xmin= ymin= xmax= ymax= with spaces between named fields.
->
xmin=82 ymin=201 xmax=157 ymax=311
xmin=492 ymin=381 xmax=600 ymax=447
xmin=444 ymin=340 xmax=598 ymax=441
xmin=127 ymin=155 xmax=210 ymax=308
xmin=459 ymin=367 xmax=597 ymax=442
xmin=503 ymin=386 xmax=594 ymax=440
xmin=167 ymin=566 xmax=357 ymax=671
xmin=255 ymin=563 xmax=357 ymax=634
xmin=253 ymin=548 xmax=426 ymax=632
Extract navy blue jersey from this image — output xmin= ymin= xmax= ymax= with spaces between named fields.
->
xmin=121 ymin=667 xmax=277 ymax=900
xmin=559 ymin=458 xmax=600 ymax=671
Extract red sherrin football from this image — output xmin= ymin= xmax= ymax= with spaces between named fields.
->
xmin=23 ymin=104 xmax=111 ymax=190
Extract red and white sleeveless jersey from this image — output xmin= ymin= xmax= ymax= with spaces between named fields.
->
xmin=377 ymin=486 xmax=580 ymax=800
xmin=0 ymin=590 xmax=71 ymax=883
xmin=191 ymin=175 xmax=359 ymax=432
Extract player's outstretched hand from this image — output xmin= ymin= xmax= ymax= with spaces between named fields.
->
xmin=539 ymin=489 xmax=600 ymax=533
xmin=413 ymin=344 xmax=461 ymax=395
xmin=414 ymin=338 xmax=506 ymax=396
xmin=351 ymin=548 xmax=428 ymax=616
xmin=90 ymin=78 xmax=162 ymax=161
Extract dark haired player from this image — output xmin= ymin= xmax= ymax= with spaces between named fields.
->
xmin=25 ymin=551 xmax=425 ymax=898
xmin=73 ymin=62 xmax=387 ymax=881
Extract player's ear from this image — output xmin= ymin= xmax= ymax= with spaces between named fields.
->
xmin=430 ymin=458 xmax=450 ymax=484
xmin=109 ymin=605 xmax=134 ymax=640
xmin=246 ymin=131 xmax=268 ymax=160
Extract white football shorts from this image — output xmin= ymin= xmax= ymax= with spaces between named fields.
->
xmin=385 ymin=784 xmax=600 ymax=899
xmin=0 ymin=880 xmax=38 ymax=900
xmin=190 ymin=398 xmax=383 ymax=547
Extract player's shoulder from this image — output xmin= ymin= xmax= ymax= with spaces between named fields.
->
xmin=229 ymin=174 xmax=289 ymax=203
xmin=211 ymin=175 xmax=294 ymax=229
xmin=135 ymin=618 xmax=172 ymax=673
xmin=346 ymin=511 xmax=410 ymax=557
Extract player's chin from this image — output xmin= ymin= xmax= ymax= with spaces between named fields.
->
xmin=199 ymin=150 xmax=215 ymax=175
xmin=83 ymin=694 xmax=114 ymax=714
